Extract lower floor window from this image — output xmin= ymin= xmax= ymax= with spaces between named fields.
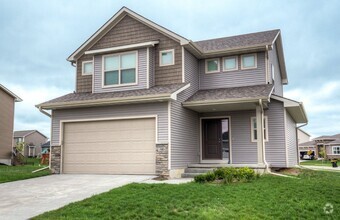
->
xmin=332 ymin=146 xmax=340 ymax=155
xmin=251 ymin=116 xmax=268 ymax=142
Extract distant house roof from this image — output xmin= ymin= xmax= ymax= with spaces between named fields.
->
xmin=14 ymin=130 xmax=48 ymax=139
xmin=298 ymin=129 xmax=311 ymax=137
xmin=194 ymin=30 xmax=280 ymax=53
xmin=37 ymin=83 xmax=189 ymax=110
xmin=0 ymin=84 xmax=22 ymax=102
xmin=299 ymin=140 xmax=315 ymax=147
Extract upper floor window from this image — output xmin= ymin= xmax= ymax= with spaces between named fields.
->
xmin=332 ymin=146 xmax=340 ymax=155
xmin=160 ymin=49 xmax=174 ymax=66
xmin=241 ymin=54 xmax=257 ymax=70
xmin=271 ymin=64 xmax=275 ymax=82
xmin=251 ymin=116 xmax=268 ymax=142
xmin=103 ymin=51 xmax=137 ymax=87
xmin=205 ymin=58 xmax=220 ymax=73
xmin=82 ymin=61 xmax=93 ymax=75
xmin=223 ymin=56 xmax=238 ymax=71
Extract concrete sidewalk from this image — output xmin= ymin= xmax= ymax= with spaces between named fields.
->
xmin=300 ymin=165 xmax=340 ymax=172
xmin=0 ymin=174 xmax=154 ymax=220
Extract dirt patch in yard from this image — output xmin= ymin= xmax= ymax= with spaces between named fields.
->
xmin=272 ymin=168 xmax=302 ymax=176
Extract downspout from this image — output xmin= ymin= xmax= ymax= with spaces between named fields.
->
xmin=259 ymin=99 xmax=296 ymax=178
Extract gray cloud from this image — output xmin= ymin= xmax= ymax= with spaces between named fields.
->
xmin=0 ymin=0 xmax=339 ymax=138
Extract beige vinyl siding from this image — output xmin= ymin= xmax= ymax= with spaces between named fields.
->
xmin=264 ymin=99 xmax=287 ymax=167
xmin=0 ymin=89 xmax=15 ymax=160
xmin=199 ymin=52 xmax=266 ymax=90
xmin=62 ymin=118 xmax=156 ymax=174
xmin=286 ymin=110 xmax=298 ymax=167
xmin=93 ymin=48 xmax=148 ymax=93
xmin=171 ymin=49 xmax=200 ymax=169
xmin=51 ymin=102 xmax=168 ymax=146
xmin=268 ymin=44 xmax=283 ymax=96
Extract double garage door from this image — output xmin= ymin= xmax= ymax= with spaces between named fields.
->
xmin=62 ymin=118 xmax=156 ymax=174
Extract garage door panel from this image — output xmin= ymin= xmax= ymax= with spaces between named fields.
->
xmin=63 ymin=164 xmax=155 ymax=174
xmin=64 ymin=130 xmax=155 ymax=143
xmin=62 ymin=118 xmax=156 ymax=174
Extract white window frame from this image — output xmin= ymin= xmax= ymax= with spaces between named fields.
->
xmin=222 ymin=56 xmax=238 ymax=72
xmin=159 ymin=49 xmax=175 ymax=66
xmin=101 ymin=50 xmax=138 ymax=88
xmin=82 ymin=60 xmax=93 ymax=75
xmin=241 ymin=53 xmax=257 ymax=70
xmin=251 ymin=116 xmax=268 ymax=142
xmin=332 ymin=146 xmax=340 ymax=155
xmin=205 ymin=58 xmax=220 ymax=74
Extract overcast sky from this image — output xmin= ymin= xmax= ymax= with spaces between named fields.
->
xmin=1 ymin=0 xmax=339 ymax=139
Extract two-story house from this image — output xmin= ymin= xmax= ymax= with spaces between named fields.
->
xmin=0 ymin=84 xmax=22 ymax=165
xmin=13 ymin=130 xmax=48 ymax=157
xmin=37 ymin=7 xmax=307 ymax=178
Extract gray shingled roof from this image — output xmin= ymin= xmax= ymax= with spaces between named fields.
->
xmin=299 ymin=140 xmax=315 ymax=147
xmin=185 ymin=84 xmax=274 ymax=103
xmin=194 ymin=29 xmax=280 ymax=53
xmin=38 ymin=83 xmax=187 ymax=107
xmin=14 ymin=130 xmax=36 ymax=137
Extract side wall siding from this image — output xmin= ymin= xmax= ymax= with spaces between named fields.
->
xmin=199 ymin=52 xmax=266 ymax=90
xmin=0 ymin=89 xmax=15 ymax=161
xmin=286 ymin=110 xmax=298 ymax=166
xmin=265 ymin=100 xmax=287 ymax=167
xmin=93 ymin=48 xmax=147 ymax=93
xmin=76 ymin=54 xmax=93 ymax=93
xmin=171 ymin=49 xmax=200 ymax=169
xmin=268 ymin=44 xmax=283 ymax=96
xmin=51 ymin=102 xmax=168 ymax=146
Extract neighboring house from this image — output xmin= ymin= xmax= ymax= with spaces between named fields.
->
xmin=297 ymin=129 xmax=315 ymax=159
xmin=0 ymin=84 xmax=22 ymax=165
xmin=314 ymin=134 xmax=340 ymax=159
xmin=13 ymin=130 xmax=48 ymax=157
xmin=297 ymin=129 xmax=310 ymax=144
xmin=37 ymin=7 xmax=308 ymax=177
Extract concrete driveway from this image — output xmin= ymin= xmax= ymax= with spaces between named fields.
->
xmin=0 ymin=174 xmax=154 ymax=220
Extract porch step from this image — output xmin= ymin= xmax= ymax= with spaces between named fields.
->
xmin=181 ymin=168 xmax=215 ymax=178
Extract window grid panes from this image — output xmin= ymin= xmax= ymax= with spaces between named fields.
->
xmin=104 ymin=52 xmax=136 ymax=86
xmin=251 ymin=117 xmax=268 ymax=142
xmin=223 ymin=57 xmax=237 ymax=71
xmin=160 ymin=51 xmax=174 ymax=66
xmin=206 ymin=59 xmax=219 ymax=72
xmin=242 ymin=54 xmax=256 ymax=68
xmin=333 ymin=146 xmax=340 ymax=155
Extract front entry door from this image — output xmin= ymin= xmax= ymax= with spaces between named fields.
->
xmin=202 ymin=119 xmax=223 ymax=160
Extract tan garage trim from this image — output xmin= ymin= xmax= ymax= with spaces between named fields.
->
xmin=59 ymin=115 xmax=157 ymax=174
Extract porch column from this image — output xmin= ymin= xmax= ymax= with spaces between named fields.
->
xmin=256 ymin=104 xmax=264 ymax=165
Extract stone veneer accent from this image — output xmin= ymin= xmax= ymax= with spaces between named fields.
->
xmin=156 ymin=144 xmax=169 ymax=177
xmin=51 ymin=145 xmax=61 ymax=174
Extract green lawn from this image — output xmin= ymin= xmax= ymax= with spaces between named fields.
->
xmin=300 ymin=159 xmax=333 ymax=167
xmin=34 ymin=169 xmax=339 ymax=219
xmin=0 ymin=158 xmax=50 ymax=183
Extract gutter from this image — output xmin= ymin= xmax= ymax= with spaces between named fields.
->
xmin=38 ymin=106 xmax=51 ymax=118
xmin=183 ymin=97 xmax=269 ymax=107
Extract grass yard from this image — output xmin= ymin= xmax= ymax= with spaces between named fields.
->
xmin=34 ymin=169 xmax=339 ymax=219
xmin=0 ymin=158 xmax=50 ymax=183
xmin=300 ymin=159 xmax=333 ymax=167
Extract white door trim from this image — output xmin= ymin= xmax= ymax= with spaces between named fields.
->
xmin=200 ymin=116 xmax=232 ymax=164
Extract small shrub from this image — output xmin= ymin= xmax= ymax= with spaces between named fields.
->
xmin=205 ymin=172 xmax=216 ymax=182
xmin=194 ymin=174 xmax=207 ymax=183
xmin=237 ymin=167 xmax=256 ymax=182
